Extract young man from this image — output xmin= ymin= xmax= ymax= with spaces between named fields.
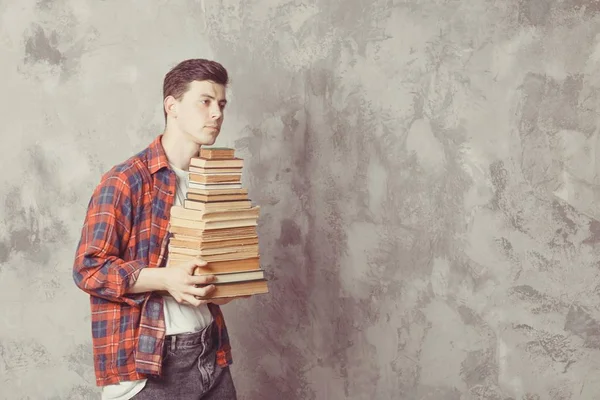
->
xmin=73 ymin=59 xmax=244 ymax=399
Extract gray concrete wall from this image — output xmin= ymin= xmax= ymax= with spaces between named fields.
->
xmin=2 ymin=0 xmax=600 ymax=399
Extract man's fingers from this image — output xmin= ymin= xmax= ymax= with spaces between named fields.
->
xmin=174 ymin=257 xmax=207 ymax=274
xmin=180 ymin=295 xmax=197 ymax=306
xmin=190 ymin=284 xmax=216 ymax=298
xmin=189 ymin=274 xmax=215 ymax=286
xmin=174 ymin=257 xmax=206 ymax=268
xmin=189 ymin=257 xmax=207 ymax=267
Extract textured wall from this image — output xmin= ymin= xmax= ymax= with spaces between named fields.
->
xmin=2 ymin=0 xmax=600 ymax=399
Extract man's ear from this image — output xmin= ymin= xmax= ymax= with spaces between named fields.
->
xmin=164 ymin=96 xmax=178 ymax=118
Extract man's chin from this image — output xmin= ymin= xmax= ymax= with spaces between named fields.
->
xmin=198 ymin=135 xmax=218 ymax=146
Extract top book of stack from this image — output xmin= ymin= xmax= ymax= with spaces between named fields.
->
xmin=166 ymin=147 xmax=269 ymax=299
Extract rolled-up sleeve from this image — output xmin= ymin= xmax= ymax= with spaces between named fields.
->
xmin=73 ymin=170 xmax=147 ymax=307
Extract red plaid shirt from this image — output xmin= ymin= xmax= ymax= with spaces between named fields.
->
xmin=72 ymin=135 xmax=232 ymax=386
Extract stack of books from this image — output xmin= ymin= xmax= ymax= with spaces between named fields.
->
xmin=166 ymin=147 xmax=269 ymax=299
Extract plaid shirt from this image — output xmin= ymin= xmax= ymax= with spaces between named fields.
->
xmin=72 ymin=135 xmax=232 ymax=386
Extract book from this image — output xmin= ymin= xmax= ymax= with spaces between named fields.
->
xmin=168 ymin=243 xmax=260 ymax=257
xmin=167 ymin=249 xmax=258 ymax=263
xmin=190 ymin=158 xmax=244 ymax=169
xmin=166 ymin=257 xmax=261 ymax=274
xmin=199 ymin=269 xmax=265 ymax=284
xmin=183 ymin=199 xmax=252 ymax=212
xmin=168 ymin=225 xmax=258 ymax=240
xmin=187 ymin=192 xmax=249 ymax=203
xmin=199 ymin=280 xmax=269 ymax=299
xmin=189 ymin=173 xmax=242 ymax=185
xmin=169 ymin=217 xmax=257 ymax=230
xmin=189 ymin=166 xmax=242 ymax=174
xmin=169 ymin=236 xmax=258 ymax=250
xmin=200 ymin=147 xmax=236 ymax=160
xmin=170 ymin=205 xmax=260 ymax=221
xmin=189 ymin=182 xmax=243 ymax=190
xmin=188 ymin=188 xmax=248 ymax=196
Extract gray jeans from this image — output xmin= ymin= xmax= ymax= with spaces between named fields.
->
xmin=134 ymin=323 xmax=237 ymax=400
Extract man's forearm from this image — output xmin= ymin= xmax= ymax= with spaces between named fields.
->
xmin=127 ymin=268 xmax=167 ymax=294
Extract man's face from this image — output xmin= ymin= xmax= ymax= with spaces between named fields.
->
xmin=167 ymin=80 xmax=227 ymax=146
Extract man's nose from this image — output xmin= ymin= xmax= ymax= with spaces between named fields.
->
xmin=211 ymin=106 xmax=222 ymax=120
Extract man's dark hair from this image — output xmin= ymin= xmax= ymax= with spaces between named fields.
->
xmin=162 ymin=59 xmax=229 ymax=120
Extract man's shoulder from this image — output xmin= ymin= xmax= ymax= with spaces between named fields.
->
xmin=97 ymin=144 xmax=154 ymax=194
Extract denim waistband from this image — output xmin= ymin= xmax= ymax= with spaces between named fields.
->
xmin=165 ymin=322 xmax=215 ymax=351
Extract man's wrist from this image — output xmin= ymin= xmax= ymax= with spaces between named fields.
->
xmin=128 ymin=268 xmax=167 ymax=294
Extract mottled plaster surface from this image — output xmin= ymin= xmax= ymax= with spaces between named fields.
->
xmin=2 ymin=0 xmax=600 ymax=399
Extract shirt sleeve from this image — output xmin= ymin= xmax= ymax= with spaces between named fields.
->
xmin=72 ymin=169 xmax=148 ymax=307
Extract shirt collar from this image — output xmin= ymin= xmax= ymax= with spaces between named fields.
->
xmin=147 ymin=134 xmax=170 ymax=175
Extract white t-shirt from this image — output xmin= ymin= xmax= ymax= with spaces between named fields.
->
xmin=101 ymin=164 xmax=213 ymax=400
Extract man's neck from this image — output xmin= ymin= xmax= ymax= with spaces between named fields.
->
xmin=160 ymin=128 xmax=200 ymax=171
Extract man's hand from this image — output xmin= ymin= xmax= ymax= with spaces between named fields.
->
xmin=129 ymin=257 xmax=254 ymax=306
xmin=163 ymin=257 xmax=217 ymax=306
